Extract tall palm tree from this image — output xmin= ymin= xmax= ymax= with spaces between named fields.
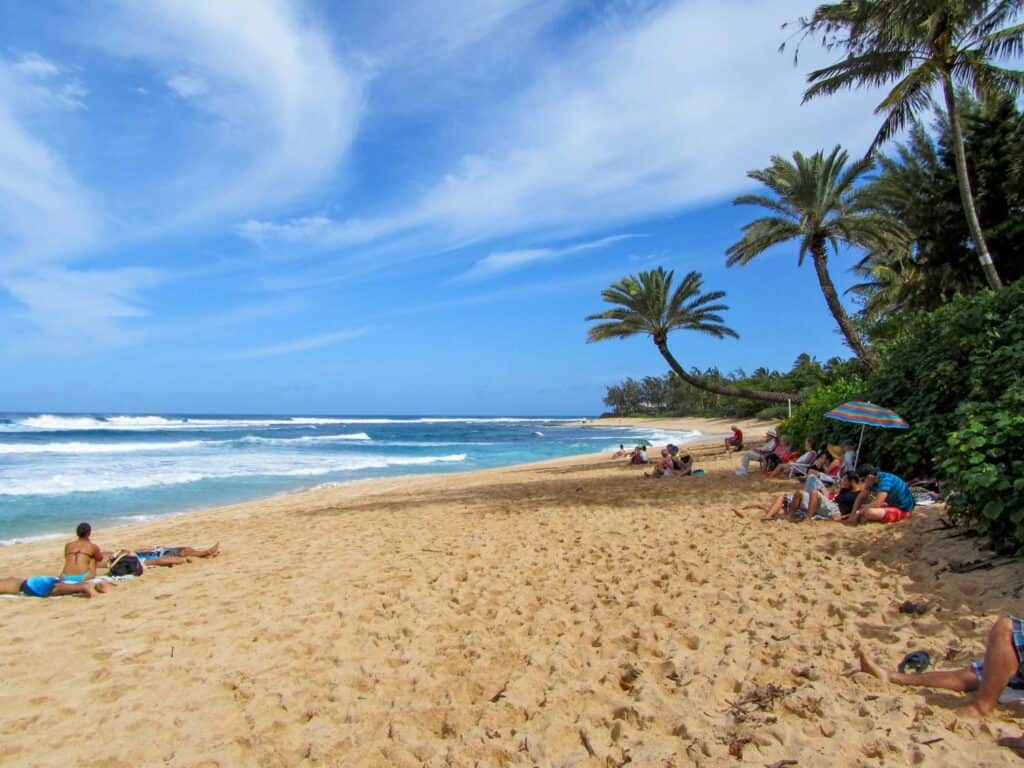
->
xmin=586 ymin=267 xmax=801 ymax=404
xmin=798 ymin=0 xmax=1024 ymax=290
xmin=726 ymin=146 xmax=906 ymax=366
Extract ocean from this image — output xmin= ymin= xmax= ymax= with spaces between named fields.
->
xmin=0 ymin=413 xmax=707 ymax=544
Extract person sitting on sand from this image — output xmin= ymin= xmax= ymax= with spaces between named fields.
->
xmin=0 ymin=576 xmax=108 ymax=598
xmin=61 ymin=522 xmax=106 ymax=583
xmin=858 ymin=614 xmax=1024 ymax=719
xmin=674 ymin=453 xmax=693 ymax=476
xmin=645 ymin=450 xmax=675 ymax=478
xmin=845 ymin=464 xmax=915 ymax=524
xmin=761 ymin=472 xmax=861 ymax=522
xmin=725 ymin=425 xmax=743 ymax=453
xmin=611 ymin=444 xmax=628 ymax=459
xmin=629 ymin=446 xmax=648 ymax=465
xmin=736 ymin=429 xmax=778 ymax=476
xmin=768 ymin=439 xmax=817 ymax=478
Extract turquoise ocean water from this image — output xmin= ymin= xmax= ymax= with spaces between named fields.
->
xmin=0 ymin=413 xmax=709 ymax=544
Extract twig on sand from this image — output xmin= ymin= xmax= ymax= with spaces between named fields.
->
xmin=421 ymin=548 xmax=449 ymax=554
xmin=731 ymin=508 xmax=744 ymax=518
xmin=765 ymin=760 xmax=798 ymax=768
xmin=919 ymin=737 xmax=944 ymax=746
xmin=579 ymin=728 xmax=597 ymax=757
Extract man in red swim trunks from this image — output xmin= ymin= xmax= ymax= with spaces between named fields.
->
xmin=844 ymin=464 xmax=915 ymax=524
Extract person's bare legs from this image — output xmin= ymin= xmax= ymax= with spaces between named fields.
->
xmin=146 ymin=555 xmax=189 ymax=567
xmin=805 ymin=491 xmax=822 ymax=523
xmin=51 ymin=582 xmax=95 ymax=598
xmin=0 ymin=577 xmax=25 ymax=594
xmin=761 ymin=493 xmax=788 ymax=521
xmin=178 ymin=542 xmax=219 ymax=558
xmin=859 ymin=648 xmax=978 ymax=690
xmin=956 ymin=616 xmax=1021 ymax=718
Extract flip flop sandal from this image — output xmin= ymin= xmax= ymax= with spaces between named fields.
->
xmin=898 ymin=650 xmax=931 ymax=674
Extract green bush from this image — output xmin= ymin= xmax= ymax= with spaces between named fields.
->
xmin=865 ymin=281 xmax=1024 ymax=479
xmin=779 ymin=376 xmax=867 ymax=448
xmin=863 ymin=280 xmax=1024 ymax=552
xmin=940 ymin=386 xmax=1024 ymax=554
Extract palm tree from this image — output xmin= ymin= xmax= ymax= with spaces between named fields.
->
xmin=726 ymin=146 xmax=906 ymax=366
xmin=798 ymin=0 xmax=1024 ymax=290
xmin=586 ymin=267 xmax=801 ymax=404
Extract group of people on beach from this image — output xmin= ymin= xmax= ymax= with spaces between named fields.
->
xmin=730 ymin=427 xmax=916 ymax=526
xmin=728 ymin=425 xmax=1024 ymax=726
xmin=1 ymin=522 xmax=219 ymax=599
xmin=611 ymin=442 xmax=699 ymax=478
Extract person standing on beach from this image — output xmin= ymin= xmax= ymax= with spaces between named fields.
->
xmin=61 ymin=522 xmax=106 ymax=583
xmin=858 ymin=614 xmax=1024 ymax=719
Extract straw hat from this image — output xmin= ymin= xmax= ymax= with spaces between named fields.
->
xmin=827 ymin=443 xmax=843 ymax=460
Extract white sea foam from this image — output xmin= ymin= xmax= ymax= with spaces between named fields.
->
xmin=0 ymin=413 xmax=580 ymax=432
xmin=0 ymin=531 xmax=64 ymax=547
xmin=0 ymin=452 xmax=468 ymax=496
xmin=0 ymin=440 xmax=208 ymax=455
xmin=0 ymin=432 xmax=374 ymax=455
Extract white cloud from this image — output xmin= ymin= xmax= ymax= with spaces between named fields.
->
xmin=3 ymin=267 xmax=163 ymax=351
xmin=0 ymin=65 xmax=101 ymax=272
xmin=91 ymin=0 xmax=364 ymax=226
xmin=229 ymin=328 xmax=368 ymax=359
xmin=165 ymin=73 xmax=208 ymax=99
xmin=245 ymin=0 xmax=883 ymax=266
xmin=455 ymin=234 xmax=646 ymax=281
xmin=14 ymin=52 xmax=60 ymax=78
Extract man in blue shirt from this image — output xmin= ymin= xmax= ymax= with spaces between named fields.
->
xmin=846 ymin=464 xmax=915 ymax=524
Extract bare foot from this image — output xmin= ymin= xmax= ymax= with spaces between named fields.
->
xmin=953 ymin=702 xmax=987 ymax=719
xmin=80 ymin=584 xmax=94 ymax=599
xmin=95 ymin=582 xmax=110 ymax=594
xmin=858 ymin=648 xmax=890 ymax=683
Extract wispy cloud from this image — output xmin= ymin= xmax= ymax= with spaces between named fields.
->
xmin=244 ymin=0 xmax=882 ymax=269
xmin=454 ymin=234 xmax=646 ymax=281
xmin=88 ymin=0 xmax=365 ymax=227
xmin=228 ymin=328 xmax=368 ymax=359
xmin=3 ymin=267 xmax=163 ymax=352
xmin=165 ymin=73 xmax=208 ymax=99
xmin=13 ymin=52 xmax=59 ymax=78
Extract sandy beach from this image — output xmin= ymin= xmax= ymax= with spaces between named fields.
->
xmin=1 ymin=420 xmax=1021 ymax=767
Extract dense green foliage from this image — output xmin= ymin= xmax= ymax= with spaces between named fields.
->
xmin=776 ymin=377 xmax=867 ymax=449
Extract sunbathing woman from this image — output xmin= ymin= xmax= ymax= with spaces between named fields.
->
xmin=0 ymin=576 xmax=108 ymax=598
xmin=858 ymin=614 xmax=1024 ymax=719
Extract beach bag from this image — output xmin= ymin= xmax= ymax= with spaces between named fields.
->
xmin=109 ymin=553 xmax=144 ymax=577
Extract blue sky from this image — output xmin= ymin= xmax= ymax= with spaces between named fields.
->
xmin=0 ymin=0 xmax=890 ymax=416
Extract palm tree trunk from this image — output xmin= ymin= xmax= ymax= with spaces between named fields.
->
xmin=810 ymin=243 xmax=878 ymax=366
xmin=940 ymin=71 xmax=1004 ymax=291
xmin=655 ymin=341 xmax=801 ymax=404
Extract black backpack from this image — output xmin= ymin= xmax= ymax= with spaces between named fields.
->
xmin=109 ymin=553 xmax=144 ymax=577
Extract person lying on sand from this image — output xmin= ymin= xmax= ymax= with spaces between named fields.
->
xmin=0 ymin=576 xmax=109 ymax=599
xmin=61 ymin=522 xmax=106 ymax=583
xmin=845 ymin=464 xmax=915 ymax=524
xmin=858 ymin=614 xmax=1024 ymax=719
xmin=610 ymin=444 xmax=628 ymax=458
xmin=122 ymin=543 xmax=221 ymax=567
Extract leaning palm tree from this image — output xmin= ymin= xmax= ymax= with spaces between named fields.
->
xmin=798 ymin=0 xmax=1024 ymax=290
xmin=726 ymin=146 xmax=907 ymax=366
xmin=586 ymin=267 xmax=800 ymax=404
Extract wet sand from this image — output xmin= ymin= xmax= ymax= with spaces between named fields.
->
xmin=0 ymin=433 xmax=1021 ymax=767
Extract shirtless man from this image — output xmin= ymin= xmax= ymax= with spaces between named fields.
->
xmin=61 ymin=522 xmax=106 ymax=583
xmin=0 ymin=576 xmax=107 ymax=598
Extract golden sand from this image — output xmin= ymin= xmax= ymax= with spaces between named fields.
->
xmin=0 ymin=421 xmax=1021 ymax=767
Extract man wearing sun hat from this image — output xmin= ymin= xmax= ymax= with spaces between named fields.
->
xmin=736 ymin=428 xmax=778 ymax=476
xmin=845 ymin=464 xmax=915 ymax=523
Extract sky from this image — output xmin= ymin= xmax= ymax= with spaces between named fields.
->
xmin=0 ymin=0 xmax=891 ymax=416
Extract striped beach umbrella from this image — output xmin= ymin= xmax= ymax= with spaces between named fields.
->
xmin=824 ymin=401 xmax=909 ymax=466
